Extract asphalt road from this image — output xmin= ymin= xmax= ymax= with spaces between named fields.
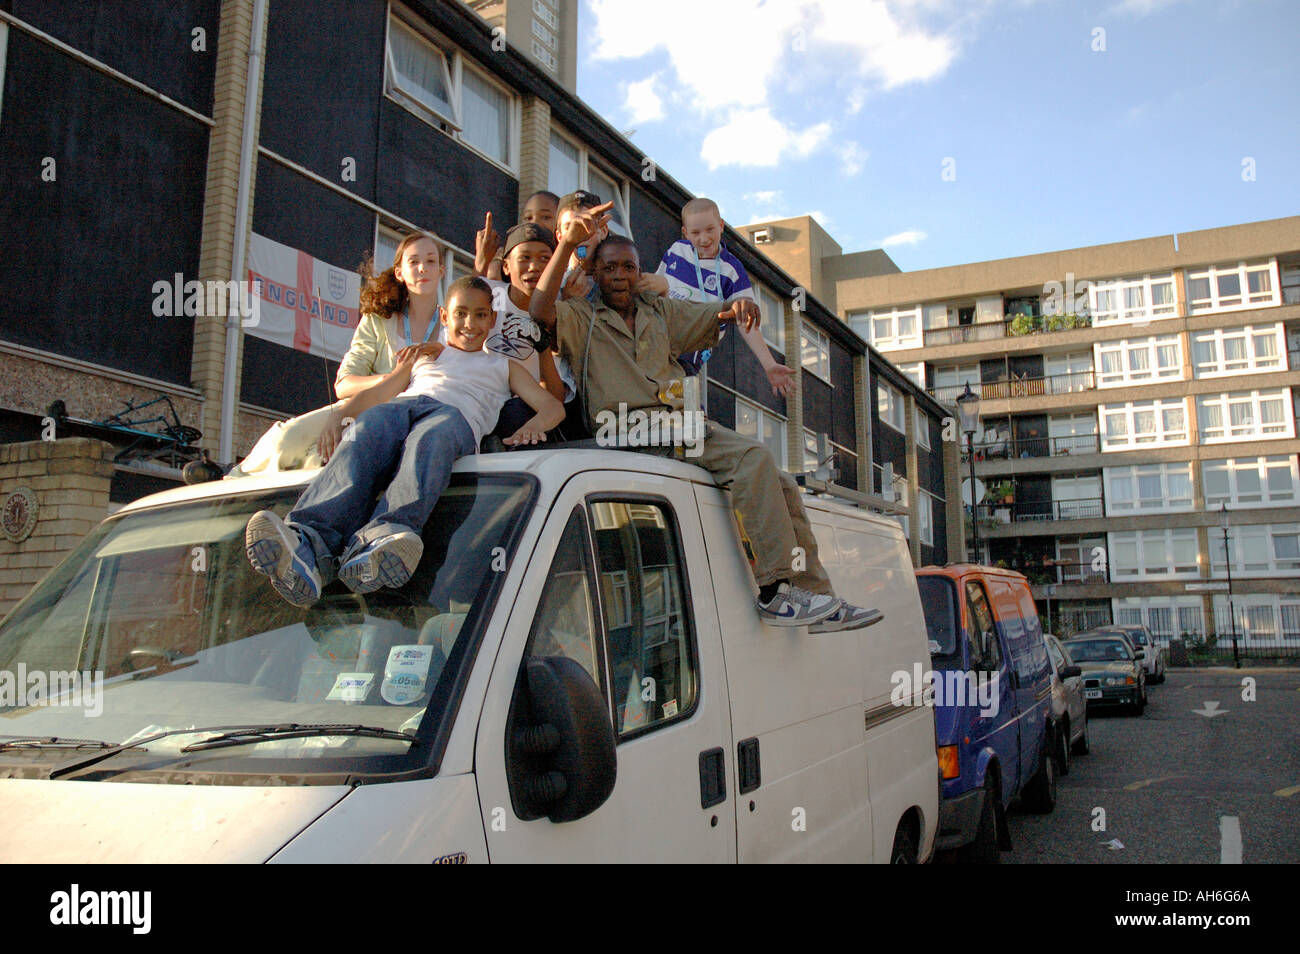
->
xmin=1004 ymin=669 xmax=1300 ymax=863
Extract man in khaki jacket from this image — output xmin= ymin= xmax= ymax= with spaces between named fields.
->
xmin=529 ymin=203 xmax=881 ymax=633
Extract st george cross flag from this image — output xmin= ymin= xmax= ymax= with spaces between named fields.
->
xmin=246 ymin=233 xmax=361 ymax=361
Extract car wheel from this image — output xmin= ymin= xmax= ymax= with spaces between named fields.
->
xmin=1022 ymin=735 xmax=1057 ymax=814
xmin=1055 ymin=720 xmax=1071 ymax=776
xmin=1131 ymin=687 xmax=1146 ymax=716
xmin=890 ymin=823 xmax=918 ymax=864
xmin=961 ymin=777 xmax=1001 ymax=864
xmin=1071 ymin=711 xmax=1090 ymax=755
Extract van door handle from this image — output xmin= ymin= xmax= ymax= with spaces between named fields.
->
xmin=737 ymin=737 xmax=761 ymax=794
xmin=699 ymin=747 xmax=726 ymax=808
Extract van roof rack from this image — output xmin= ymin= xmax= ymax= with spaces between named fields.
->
xmin=794 ymin=474 xmax=908 ymax=513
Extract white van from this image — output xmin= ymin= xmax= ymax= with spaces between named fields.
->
xmin=0 ymin=450 xmax=937 ymax=863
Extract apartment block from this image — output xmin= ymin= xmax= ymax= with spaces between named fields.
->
xmin=463 ymin=0 xmax=576 ymax=93
xmin=747 ymin=213 xmax=1300 ymax=648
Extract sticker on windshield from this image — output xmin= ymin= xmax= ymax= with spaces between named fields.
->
xmin=381 ymin=645 xmax=434 ymax=705
xmin=327 ymin=672 xmax=375 ymax=703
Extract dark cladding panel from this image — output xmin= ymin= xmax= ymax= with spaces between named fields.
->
xmin=260 ymin=0 xmax=386 ymax=198
xmin=829 ymin=340 xmax=856 ymax=453
xmin=628 ymin=183 xmax=680 ymax=272
xmin=0 ymin=33 xmax=205 ymax=384
xmin=240 ymin=337 xmax=341 ymax=417
xmin=376 ymin=100 xmax=516 ymax=253
xmin=802 ymin=370 xmax=832 ymax=439
xmin=11 ymin=0 xmax=220 ymax=114
xmin=706 ymin=382 xmax=734 ymax=431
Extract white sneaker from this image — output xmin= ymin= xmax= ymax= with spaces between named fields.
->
xmin=810 ymin=603 xmax=884 ymax=634
xmin=756 ymin=583 xmax=841 ymax=627
xmin=338 ymin=530 xmax=424 ymax=594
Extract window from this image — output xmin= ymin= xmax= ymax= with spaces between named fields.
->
xmin=530 ymin=18 xmax=556 ymax=48
xmin=531 ymin=39 xmax=557 ymax=72
xmin=932 ymin=362 xmax=980 ymax=402
xmin=805 ymin=431 xmax=856 ymax=479
xmin=1048 ymin=412 xmax=1099 ymax=455
xmin=1100 ymin=399 xmax=1188 ymax=450
xmin=918 ymin=492 xmax=935 ymax=546
xmin=800 ymin=323 xmax=830 ymax=381
xmin=1112 ymin=597 xmax=1205 ymax=641
xmin=966 ymin=581 xmax=998 ymax=667
xmin=1052 ymin=474 xmax=1102 ymax=519
xmin=1095 ymin=335 xmax=1181 ymax=386
xmin=1191 ymin=324 xmax=1285 ymax=377
xmin=1210 ymin=524 xmax=1300 ymax=577
xmin=916 ymin=407 xmax=932 ymax=450
xmin=1187 ymin=260 xmax=1280 ymax=314
xmin=1090 ymin=273 xmax=1177 ymax=325
xmin=849 ymin=305 xmax=921 ymax=351
xmin=1056 ymin=537 xmax=1107 ymax=583
xmin=1212 ymin=595 xmax=1300 ymax=641
xmin=1105 ymin=463 xmax=1194 ymax=514
xmin=527 ymin=509 xmax=604 ymax=687
xmin=533 ymin=0 xmax=558 ymax=29
xmin=547 ymin=129 xmax=631 ymax=237
xmin=1282 ymin=265 xmax=1300 ymax=305
xmin=877 ymin=382 xmax=905 ymax=433
xmin=753 ymin=282 xmax=785 ymax=353
xmin=735 ymin=396 xmax=787 ymax=470
xmin=589 ymin=500 xmax=697 ymax=735
xmin=1045 ymin=351 xmax=1094 ymax=392
xmin=1203 ymin=456 xmax=1299 ymax=508
xmin=385 ymin=14 xmax=519 ymax=170
xmin=1109 ymin=529 xmax=1199 ymax=578
xmin=1197 ymin=390 xmax=1293 ymax=442
xmin=896 ymin=362 xmax=926 ymax=388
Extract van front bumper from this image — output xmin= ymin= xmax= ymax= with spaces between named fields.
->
xmin=936 ymin=786 xmax=985 ymax=851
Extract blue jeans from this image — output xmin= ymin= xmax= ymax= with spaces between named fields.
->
xmin=287 ymin=395 xmax=476 ymax=576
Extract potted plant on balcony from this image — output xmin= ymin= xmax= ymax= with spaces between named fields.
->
xmin=1008 ymin=313 xmax=1040 ymax=336
xmin=989 ymin=480 xmax=1015 ymax=504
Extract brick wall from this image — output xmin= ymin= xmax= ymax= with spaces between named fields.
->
xmin=0 ymin=438 xmax=114 ymax=619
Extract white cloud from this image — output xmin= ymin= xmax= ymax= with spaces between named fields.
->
xmin=838 ymin=141 xmax=869 ymax=176
xmin=877 ymin=229 xmax=928 ymax=247
xmin=622 ymin=73 xmax=664 ymax=125
xmin=1105 ymin=0 xmax=1186 ymax=16
xmin=744 ymin=190 xmax=782 ymax=205
xmin=699 ymin=108 xmax=831 ymax=170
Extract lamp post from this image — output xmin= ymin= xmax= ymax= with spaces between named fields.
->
xmin=956 ymin=382 xmax=981 ymax=564
xmin=1219 ymin=503 xmax=1240 ymax=669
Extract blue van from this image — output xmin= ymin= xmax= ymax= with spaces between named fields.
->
xmin=916 ymin=565 xmax=1057 ymax=862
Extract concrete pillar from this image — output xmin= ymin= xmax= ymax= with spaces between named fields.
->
xmin=517 ymin=95 xmax=551 ymax=217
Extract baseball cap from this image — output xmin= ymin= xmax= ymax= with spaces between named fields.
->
xmin=556 ymin=190 xmax=603 ymax=218
xmin=502 ymin=222 xmax=557 ymax=256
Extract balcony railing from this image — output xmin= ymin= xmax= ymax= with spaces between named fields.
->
xmin=968 ymin=433 xmax=1101 ymax=460
xmin=922 ymin=312 xmax=1093 ymax=346
xmin=930 ymin=370 xmax=1096 ymax=405
xmin=978 ymin=497 xmax=1105 ymax=523
xmin=1004 ymin=560 xmax=1110 ymax=586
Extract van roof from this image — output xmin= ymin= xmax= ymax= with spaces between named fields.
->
xmin=916 ymin=563 xmax=1030 ymax=583
xmin=116 ymin=449 xmax=902 ymax=533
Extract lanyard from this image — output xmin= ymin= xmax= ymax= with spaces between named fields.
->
xmin=689 ymin=243 xmax=726 ymax=302
xmin=401 ymin=309 xmax=436 ymax=350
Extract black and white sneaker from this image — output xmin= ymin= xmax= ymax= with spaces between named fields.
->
xmin=809 ymin=603 xmax=884 ymax=634
xmin=756 ymin=583 xmax=841 ymax=628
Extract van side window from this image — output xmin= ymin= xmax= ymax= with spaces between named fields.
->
xmin=590 ymin=500 xmax=697 ymax=736
xmin=965 ymin=581 xmax=999 ymax=669
xmin=525 ymin=508 xmax=604 ymax=690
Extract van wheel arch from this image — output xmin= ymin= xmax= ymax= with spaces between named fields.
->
xmin=890 ymin=809 xmax=922 ymax=863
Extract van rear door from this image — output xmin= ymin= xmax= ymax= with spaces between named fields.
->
xmin=472 ymin=471 xmax=737 ymax=862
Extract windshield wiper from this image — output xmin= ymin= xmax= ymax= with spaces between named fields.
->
xmin=0 ymin=735 xmax=116 ymax=751
xmin=49 ymin=723 xmax=416 ymax=779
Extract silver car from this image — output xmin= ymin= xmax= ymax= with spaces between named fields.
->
xmin=1044 ymin=634 xmax=1089 ymax=774
xmin=1118 ymin=625 xmax=1166 ymax=683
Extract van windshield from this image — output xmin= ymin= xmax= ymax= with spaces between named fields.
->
xmin=917 ymin=576 xmax=963 ymax=670
xmin=0 ymin=474 xmax=534 ymax=781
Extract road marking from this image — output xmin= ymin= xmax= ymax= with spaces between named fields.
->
xmin=1274 ymin=785 xmax=1300 ymax=798
xmin=1124 ymin=774 xmax=1185 ymax=792
xmin=1220 ymin=816 xmax=1242 ymax=864
xmin=1101 ymin=838 xmax=1125 ymax=851
xmin=1193 ymin=701 xmax=1228 ymax=717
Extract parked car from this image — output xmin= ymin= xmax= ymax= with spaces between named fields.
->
xmin=1044 ymin=633 xmax=1089 ymax=774
xmin=1063 ymin=633 xmax=1147 ymax=715
xmin=0 ymin=449 xmax=939 ymax=863
xmin=1117 ymin=625 xmax=1165 ymax=683
xmin=917 ymin=565 xmax=1057 ymax=863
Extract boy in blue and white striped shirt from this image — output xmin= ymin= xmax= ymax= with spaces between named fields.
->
xmin=643 ymin=197 xmax=796 ymax=397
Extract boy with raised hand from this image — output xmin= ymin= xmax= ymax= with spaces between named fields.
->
xmin=475 ymin=191 xmax=560 ymax=281
xmin=245 ymin=276 xmax=564 ymax=607
xmin=641 ymin=197 xmax=797 ymax=398
xmin=528 ymin=203 xmax=882 ymax=634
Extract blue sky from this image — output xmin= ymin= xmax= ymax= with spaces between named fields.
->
xmin=574 ymin=0 xmax=1300 ymax=272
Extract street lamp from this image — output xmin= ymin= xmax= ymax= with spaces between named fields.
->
xmin=956 ymin=382 xmax=981 ymax=564
xmin=1219 ymin=503 xmax=1240 ymax=669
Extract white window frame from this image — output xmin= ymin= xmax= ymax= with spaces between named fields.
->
xmin=1094 ymin=335 xmax=1182 ymax=387
xmin=1186 ymin=259 xmax=1280 ymax=314
xmin=547 ymin=127 xmax=632 ymax=237
xmin=915 ymin=406 xmax=931 ymax=450
xmin=1210 ymin=523 xmax=1300 ymax=577
xmin=1109 ymin=528 xmax=1200 ymax=579
xmin=896 ymin=361 xmax=926 ymax=389
xmin=1190 ymin=323 xmax=1286 ymax=378
xmin=384 ymin=10 xmax=521 ymax=173
xmin=918 ymin=491 xmax=936 ymax=547
xmin=877 ymin=382 xmax=905 ymax=434
xmin=1044 ymin=350 xmax=1094 ymax=393
xmin=530 ymin=18 xmax=557 ymax=48
xmin=1211 ymin=594 xmax=1300 ymax=641
xmin=1203 ymin=456 xmax=1300 ymax=509
xmin=1100 ymin=399 xmax=1189 ymax=450
xmin=800 ymin=322 xmax=831 ymax=382
xmin=850 ymin=305 xmax=922 ymax=352
xmin=754 ymin=282 xmax=785 ymax=354
xmin=1111 ymin=597 xmax=1205 ymax=641
xmin=1104 ymin=462 xmax=1194 ymax=515
xmin=733 ymin=394 xmax=788 ymax=470
xmin=1196 ymin=389 xmax=1294 ymax=443
xmin=531 ymin=38 xmax=557 ymax=71
xmin=533 ymin=0 xmax=558 ymax=28
xmin=1089 ymin=273 xmax=1177 ymax=326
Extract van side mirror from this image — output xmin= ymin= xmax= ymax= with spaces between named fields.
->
xmin=1060 ymin=664 xmax=1081 ymax=679
xmin=506 ymin=656 xmax=617 ymax=824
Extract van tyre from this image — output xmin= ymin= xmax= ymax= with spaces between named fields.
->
xmin=890 ymin=824 xmax=918 ymax=864
xmin=1071 ymin=713 xmax=1090 ymax=756
xmin=1021 ymin=736 xmax=1057 ymax=814
xmin=962 ymin=777 xmax=1001 ymax=864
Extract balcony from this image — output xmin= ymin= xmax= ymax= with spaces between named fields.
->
xmin=922 ymin=312 xmax=1093 ymax=346
xmin=978 ymin=497 xmax=1105 ymax=524
xmin=967 ymin=432 xmax=1101 ymax=460
xmin=931 ymin=370 xmax=1096 ymax=405
xmin=1003 ymin=559 xmax=1110 ymax=586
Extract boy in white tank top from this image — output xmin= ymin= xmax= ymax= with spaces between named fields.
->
xmin=245 ymin=277 xmax=565 ymax=606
